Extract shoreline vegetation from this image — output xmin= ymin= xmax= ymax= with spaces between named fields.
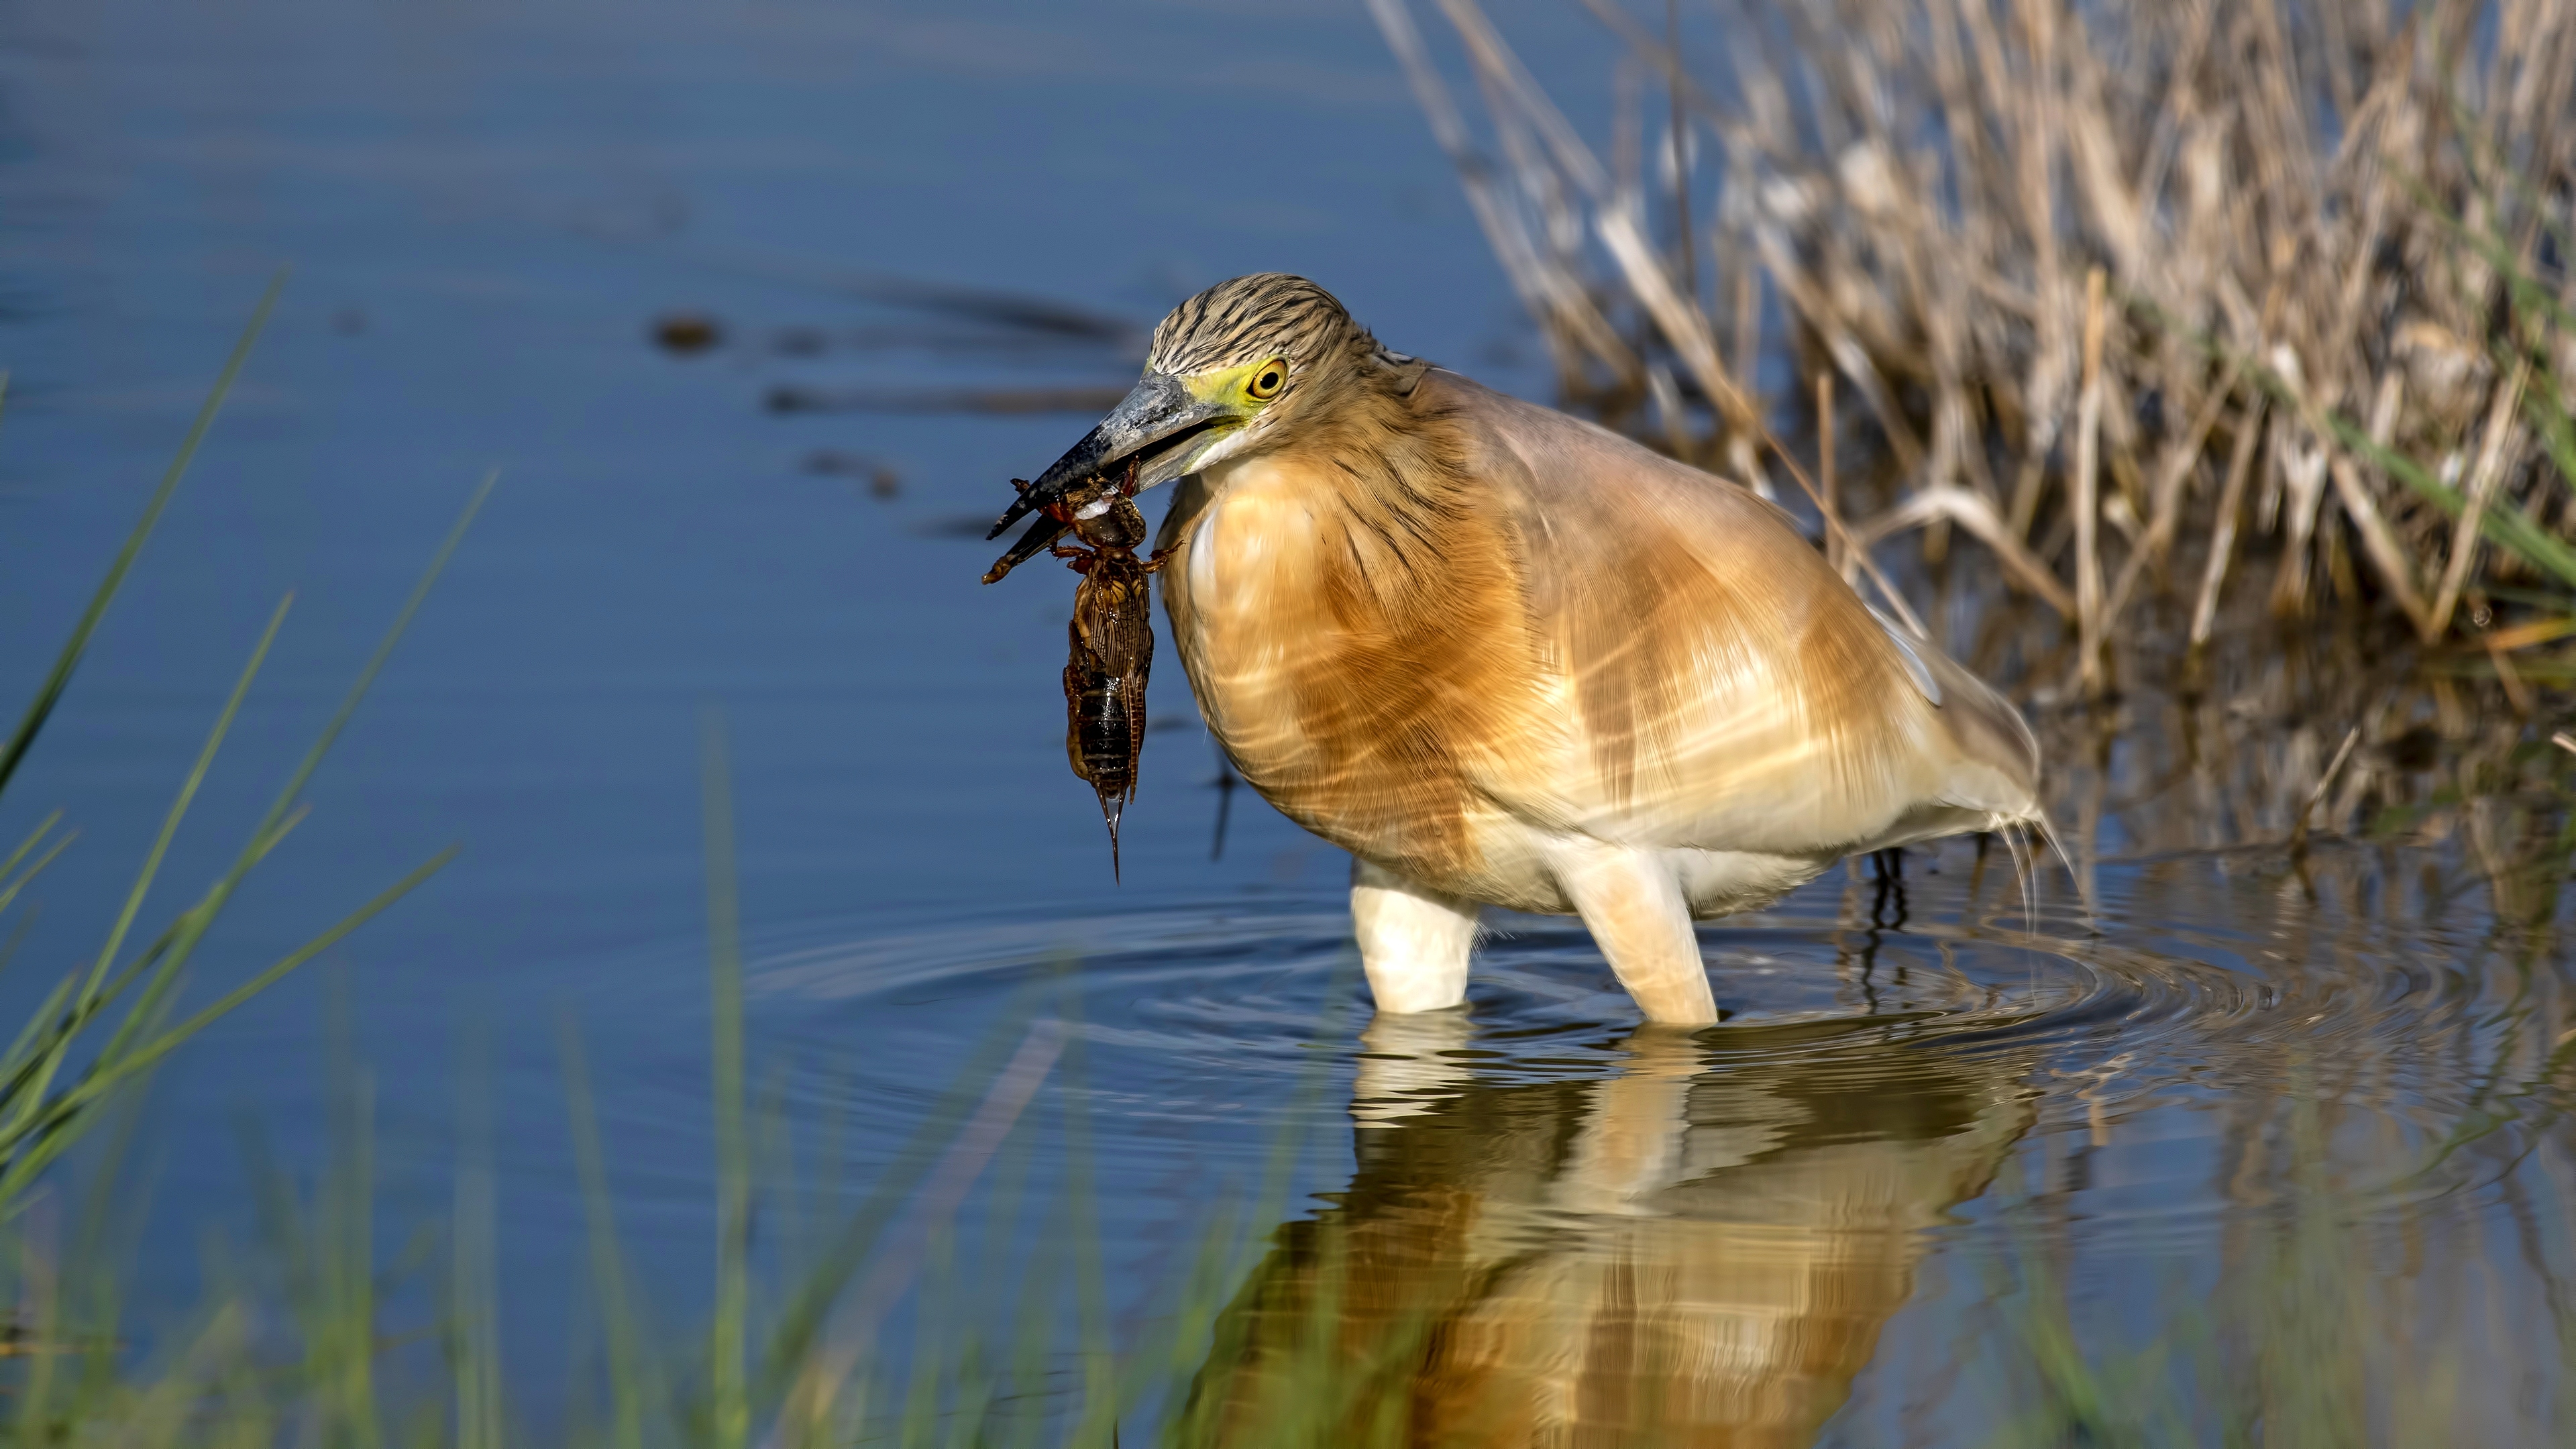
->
xmin=1367 ymin=0 xmax=2576 ymax=968
xmin=1370 ymin=0 xmax=2576 ymax=697
xmin=0 ymin=285 xmax=470 ymax=1230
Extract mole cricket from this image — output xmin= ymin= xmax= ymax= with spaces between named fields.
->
xmin=981 ymin=457 xmax=1167 ymax=878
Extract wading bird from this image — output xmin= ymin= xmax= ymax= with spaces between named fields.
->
xmin=988 ymin=275 xmax=2041 ymax=1025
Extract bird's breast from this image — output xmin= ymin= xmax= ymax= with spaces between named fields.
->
xmin=1161 ymin=453 xmax=1541 ymax=893
xmin=1169 ymin=472 xmax=1325 ymax=765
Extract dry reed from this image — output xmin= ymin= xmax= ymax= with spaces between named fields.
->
xmin=1371 ymin=0 xmax=2576 ymax=694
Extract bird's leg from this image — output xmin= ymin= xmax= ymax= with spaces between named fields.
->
xmin=1350 ymin=857 xmax=1480 ymax=1014
xmin=1544 ymin=839 xmax=1719 ymax=1025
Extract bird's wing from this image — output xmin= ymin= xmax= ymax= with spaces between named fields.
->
xmin=1422 ymin=372 xmax=2038 ymax=855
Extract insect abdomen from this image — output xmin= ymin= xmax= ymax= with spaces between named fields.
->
xmin=1064 ymin=655 xmax=1142 ymax=800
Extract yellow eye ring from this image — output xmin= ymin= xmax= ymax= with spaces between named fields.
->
xmin=1246 ymin=360 xmax=1287 ymax=400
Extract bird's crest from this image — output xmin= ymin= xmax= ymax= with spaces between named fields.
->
xmin=1147 ymin=274 xmax=1375 ymax=380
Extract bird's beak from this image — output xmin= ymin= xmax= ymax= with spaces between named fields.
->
xmin=984 ymin=371 xmax=1230 ymax=542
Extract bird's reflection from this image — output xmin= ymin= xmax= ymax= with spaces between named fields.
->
xmin=1178 ymin=1008 xmax=2035 ymax=1447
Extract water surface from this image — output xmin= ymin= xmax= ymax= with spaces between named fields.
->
xmin=2 ymin=0 xmax=2571 ymax=1441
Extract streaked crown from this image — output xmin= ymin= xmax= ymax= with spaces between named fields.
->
xmin=1148 ymin=274 xmax=1385 ymax=377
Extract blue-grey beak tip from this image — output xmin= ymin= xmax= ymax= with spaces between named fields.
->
xmin=981 ymin=372 xmax=1206 ymax=568
xmin=987 ymin=426 xmax=1113 ymax=539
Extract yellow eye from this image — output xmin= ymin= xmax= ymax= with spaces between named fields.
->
xmin=1246 ymin=360 xmax=1286 ymax=400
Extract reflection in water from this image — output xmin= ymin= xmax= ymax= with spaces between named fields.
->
xmin=1178 ymin=1010 xmax=2034 ymax=1446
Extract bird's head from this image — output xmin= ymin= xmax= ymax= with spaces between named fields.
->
xmin=983 ymin=274 xmax=1426 ymax=561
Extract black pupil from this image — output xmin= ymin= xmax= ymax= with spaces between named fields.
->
xmin=1258 ymin=372 xmax=1278 ymax=390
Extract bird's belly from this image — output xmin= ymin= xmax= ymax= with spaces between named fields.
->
xmin=1460 ymin=817 xmax=1834 ymax=919
xmin=1670 ymin=847 xmax=1837 ymax=917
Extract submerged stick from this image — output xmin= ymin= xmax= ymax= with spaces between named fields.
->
xmin=2289 ymin=725 xmax=2361 ymax=855
xmin=2105 ymin=359 xmax=2243 ymax=631
xmin=2426 ymin=362 xmax=2530 ymax=640
xmin=2074 ymin=267 xmax=2106 ymax=698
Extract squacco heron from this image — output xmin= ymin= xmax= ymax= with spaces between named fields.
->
xmin=989 ymin=274 xmax=2041 ymax=1025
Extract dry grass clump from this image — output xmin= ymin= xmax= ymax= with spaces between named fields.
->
xmin=1371 ymin=0 xmax=2576 ymax=691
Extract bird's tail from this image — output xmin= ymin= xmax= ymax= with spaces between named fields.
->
xmin=2030 ymin=805 xmax=2092 ymax=922
xmin=1989 ymin=806 xmax=2091 ymax=931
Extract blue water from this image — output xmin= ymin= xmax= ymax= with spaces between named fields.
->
xmin=0 ymin=0 xmax=1603 ymax=1388
xmin=3 ymin=0 xmax=2572 ymax=1441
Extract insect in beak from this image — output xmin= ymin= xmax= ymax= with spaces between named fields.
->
xmin=981 ymin=457 xmax=1167 ymax=881
xmin=982 ymin=371 xmax=1228 ymax=550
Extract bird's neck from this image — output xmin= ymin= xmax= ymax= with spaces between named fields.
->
xmin=1256 ymin=378 xmax=1500 ymax=611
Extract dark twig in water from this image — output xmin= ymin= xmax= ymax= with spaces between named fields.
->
xmin=1210 ymin=747 xmax=1238 ymax=862
xmin=765 ymin=384 xmax=1132 ymax=417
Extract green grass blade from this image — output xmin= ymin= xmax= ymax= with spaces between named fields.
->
xmin=704 ymin=710 xmax=750 ymax=1449
xmin=559 ymin=1012 xmax=653 ymax=1449
xmin=84 ymin=472 xmax=494 ymax=1075
xmin=453 ymin=1032 xmax=503 ymax=1449
xmin=123 ymin=845 xmax=457 ymax=1088
xmin=0 ymin=274 xmax=283 ymax=801
xmin=0 ymin=845 xmax=458 ymax=1205
xmin=2400 ymin=174 xmax=2576 ymax=341
xmin=0 ymin=464 xmax=483 ymax=1205
xmin=757 ymin=1002 xmax=1048 ymax=1405
xmin=2312 ymin=407 xmax=2576 ymax=589
xmin=85 ymin=808 xmax=309 ymax=1066
xmin=0 ymin=822 xmax=75 ymax=924
xmin=0 ymin=969 xmax=83 ymax=1085
xmin=1055 ymin=975 xmax=1114 ymax=1449
xmin=320 ymin=993 xmax=384 ymax=1449
xmin=2523 ymin=376 xmax=2576 ymax=506
xmin=0 ymin=808 xmax=64 ymax=887
xmin=235 ymin=469 xmax=498 ymax=869
xmin=0 ymin=914 xmax=37 ymax=987
xmin=0 ymin=811 xmax=302 ymax=1118
xmin=80 ymin=594 xmax=292 ymax=1010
